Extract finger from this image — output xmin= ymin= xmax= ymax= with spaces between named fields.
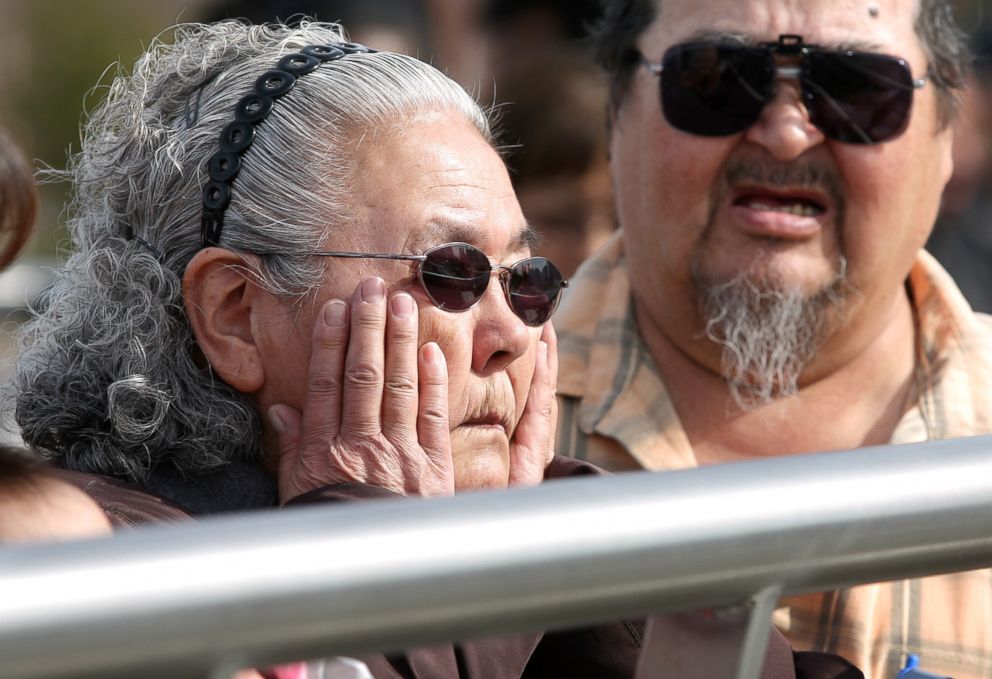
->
xmin=542 ymin=322 xmax=559 ymax=464
xmin=508 ymin=338 xmax=556 ymax=486
xmin=417 ymin=342 xmax=454 ymax=495
xmin=300 ymin=298 xmax=349 ymax=442
xmin=340 ymin=277 xmax=388 ymax=437
xmin=381 ymin=292 xmax=420 ymax=442
xmin=542 ymin=322 xmax=559 ymax=388
xmin=269 ymin=404 xmax=305 ymax=504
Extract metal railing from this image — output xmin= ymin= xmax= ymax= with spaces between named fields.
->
xmin=1 ymin=436 xmax=992 ymax=679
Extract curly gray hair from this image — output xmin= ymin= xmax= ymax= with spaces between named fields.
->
xmin=13 ymin=21 xmax=492 ymax=482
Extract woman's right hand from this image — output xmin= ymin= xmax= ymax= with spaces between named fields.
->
xmin=269 ymin=277 xmax=455 ymax=505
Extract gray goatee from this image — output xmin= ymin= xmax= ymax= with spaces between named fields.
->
xmin=696 ymin=258 xmax=850 ymax=409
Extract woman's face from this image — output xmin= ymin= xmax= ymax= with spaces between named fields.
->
xmin=253 ymin=111 xmax=543 ymax=490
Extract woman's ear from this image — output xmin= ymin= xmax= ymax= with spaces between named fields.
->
xmin=183 ymin=248 xmax=265 ymax=394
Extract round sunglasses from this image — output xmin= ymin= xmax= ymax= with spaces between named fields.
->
xmin=641 ymin=34 xmax=927 ymax=145
xmin=304 ymin=242 xmax=568 ymax=327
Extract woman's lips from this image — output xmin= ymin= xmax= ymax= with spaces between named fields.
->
xmin=457 ymin=413 xmax=511 ymax=438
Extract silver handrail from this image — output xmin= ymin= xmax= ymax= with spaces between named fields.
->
xmin=2 ymin=436 xmax=992 ymax=679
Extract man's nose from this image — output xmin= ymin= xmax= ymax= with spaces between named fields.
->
xmin=470 ymin=279 xmax=531 ymax=376
xmin=743 ymin=74 xmax=826 ymax=160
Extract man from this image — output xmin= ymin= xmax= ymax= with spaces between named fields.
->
xmin=555 ymin=0 xmax=991 ymax=676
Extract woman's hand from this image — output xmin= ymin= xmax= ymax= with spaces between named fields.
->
xmin=507 ymin=322 xmax=559 ymax=486
xmin=270 ymin=277 xmax=455 ymax=505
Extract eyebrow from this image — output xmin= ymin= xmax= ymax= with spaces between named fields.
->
xmin=416 ymin=218 xmax=541 ymax=254
xmin=673 ymin=30 xmax=884 ymax=54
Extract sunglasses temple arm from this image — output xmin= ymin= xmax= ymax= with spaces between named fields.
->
xmin=310 ymin=251 xmax=427 ymax=262
xmin=803 ymin=80 xmax=873 ymax=145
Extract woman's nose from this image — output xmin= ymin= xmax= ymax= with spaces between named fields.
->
xmin=470 ymin=279 xmax=531 ymax=376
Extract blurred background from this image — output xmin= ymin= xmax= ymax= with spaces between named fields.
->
xmin=0 ymin=0 xmax=989 ymax=400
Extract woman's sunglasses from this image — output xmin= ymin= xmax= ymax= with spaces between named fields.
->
xmin=308 ymin=242 xmax=568 ymax=326
xmin=641 ymin=34 xmax=927 ymax=145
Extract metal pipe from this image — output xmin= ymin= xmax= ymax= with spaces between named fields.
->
xmin=2 ymin=436 xmax=992 ymax=678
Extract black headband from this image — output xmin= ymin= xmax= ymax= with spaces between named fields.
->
xmin=200 ymin=42 xmax=376 ymax=249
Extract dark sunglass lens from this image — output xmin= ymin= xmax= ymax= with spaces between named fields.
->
xmin=805 ymin=51 xmax=915 ymax=144
xmin=661 ymin=43 xmax=773 ymax=137
xmin=506 ymin=258 xmax=565 ymax=326
xmin=420 ymin=243 xmax=492 ymax=311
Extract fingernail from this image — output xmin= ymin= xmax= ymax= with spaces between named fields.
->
xmin=323 ymin=299 xmax=347 ymax=327
xmin=423 ymin=342 xmax=443 ymax=366
xmin=361 ymin=277 xmax=385 ymax=303
xmin=267 ymin=406 xmax=285 ymax=434
xmin=390 ymin=293 xmax=414 ymax=320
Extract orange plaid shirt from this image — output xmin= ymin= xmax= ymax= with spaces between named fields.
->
xmin=556 ymin=231 xmax=992 ymax=679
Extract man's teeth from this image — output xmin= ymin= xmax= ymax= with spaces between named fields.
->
xmin=747 ymin=201 xmax=822 ymax=217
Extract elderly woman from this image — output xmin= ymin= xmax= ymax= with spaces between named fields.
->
xmin=14 ymin=21 xmax=566 ymax=513
xmin=11 ymin=18 xmax=598 ymax=675
xmin=10 ymin=21 xmax=853 ymax=679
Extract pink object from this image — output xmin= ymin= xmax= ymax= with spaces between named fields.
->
xmin=267 ymin=662 xmax=307 ymax=679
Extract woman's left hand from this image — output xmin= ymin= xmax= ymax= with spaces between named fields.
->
xmin=507 ymin=322 xmax=559 ymax=486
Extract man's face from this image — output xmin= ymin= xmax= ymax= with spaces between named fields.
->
xmin=257 ymin=112 xmax=542 ymax=490
xmin=613 ymin=0 xmax=954 ymax=384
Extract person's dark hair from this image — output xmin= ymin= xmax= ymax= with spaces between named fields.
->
xmin=592 ymin=0 xmax=970 ymax=128
xmin=498 ymin=52 xmax=608 ymax=186
xmin=484 ymin=0 xmax=603 ymax=42
xmin=0 ymin=446 xmax=50 ymax=498
xmin=0 ymin=126 xmax=37 ymax=270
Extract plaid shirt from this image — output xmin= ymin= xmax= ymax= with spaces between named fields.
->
xmin=556 ymin=230 xmax=992 ymax=679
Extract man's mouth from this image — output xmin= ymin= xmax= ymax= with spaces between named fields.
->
xmin=728 ymin=187 xmax=831 ymax=238
xmin=734 ymin=194 xmax=826 ymax=218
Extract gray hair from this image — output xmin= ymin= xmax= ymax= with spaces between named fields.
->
xmin=13 ymin=21 xmax=491 ymax=482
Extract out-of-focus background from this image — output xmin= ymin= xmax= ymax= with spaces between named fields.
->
xmin=0 ymin=0 xmax=989 ymax=409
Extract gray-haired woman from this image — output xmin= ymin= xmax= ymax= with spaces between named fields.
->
xmin=10 ymin=20 xmax=848 ymax=679
xmin=9 ymin=18 xmax=612 ymax=678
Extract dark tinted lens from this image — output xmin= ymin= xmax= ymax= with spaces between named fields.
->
xmin=506 ymin=257 xmax=565 ymax=326
xmin=804 ymin=50 xmax=915 ymax=144
xmin=420 ymin=243 xmax=492 ymax=311
xmin=661 ymin=43 xmax=773 ymax=136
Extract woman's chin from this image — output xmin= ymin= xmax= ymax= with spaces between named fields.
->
xmin=451 ymin=428 xmax=510 ymax=491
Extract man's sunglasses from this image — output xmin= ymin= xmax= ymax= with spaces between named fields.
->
xmin=306 ymin=242 xmax=568 ymax=326
xmin=641 ymin=34 xmax=927 ymax=145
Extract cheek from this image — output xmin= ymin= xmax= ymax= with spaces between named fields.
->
xmin=257 ymin=303 xmax=317 ymax=412
xmin=837 ymin=135 xmax=949 ymax=288
xmin=613 ymin=107 xmax=733 ymax=282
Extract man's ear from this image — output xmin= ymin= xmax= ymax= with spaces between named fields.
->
xmin=183 ymin=248 xmax=265 ymax=394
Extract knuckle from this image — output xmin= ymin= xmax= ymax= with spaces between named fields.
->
xmin=308 ymin=372 xmax=343 ymax=396
xmin=384 ymin=375 xmax=418 ymax=396
xmin=345 ymin=364 xmax=382 ymax=388
xmin=419 ymin=403 xmax=449 ymax=423
xmin=352 ymin=306 xmax=385 ymax=330
xmin=314 ymin=325 xmax=348 ymax=350
xmin=388 ymin=324 xmax=418 ymax=344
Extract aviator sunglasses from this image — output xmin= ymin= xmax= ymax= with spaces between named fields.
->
xmin=307 ymin=242 xmax=568 ymax=327
xmin=641 ymin=34 xmax=927 ymax=145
